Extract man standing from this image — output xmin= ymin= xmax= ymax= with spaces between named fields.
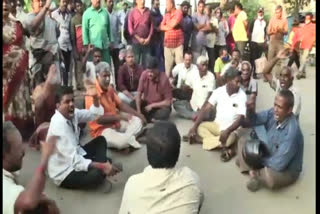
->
xmin=188 ymin=67 xmax=247 ymax=162
xmin=133 ymin=57 xmax=172 ymax=123
xmin=238 ymin=90 xmax=303 ymax=192
xmin=180 ymin=1 xmax=193 ymax=52
xmin=52 ymin=0 xmax=73 ymax=86
xmin=70 ymin=0 xmax=84 ymax=90
xmin=160 ymin=0 xmax=184 ymax=77
xmin=119 ymin=121 xmax=203 ymax=214
xmin=191 ymin=0 xmax=210 ymax=63
xmin=266 ymin=5 xmax=288 ymax=79
xmin=82 ymin=0 xmax=113 ymax=64
xmin=3 ymin=121 xmax=59 ymax=214
xmin=85 ymin=63 xmax=146 ymax=151
xmin=46 ymin=86 xmax=121 ymax=190
xmin=250 ymin=7 xmax=267 ymax=78
xmin=127 ymin=0 xmax=153 ymax=67
xmin=293 ymin=13 xmax=315 ymax=79
xmin=106 ymin=0 xmax=123 ymax=82
xmin=232 ymin=2 xmax=248 ymax=57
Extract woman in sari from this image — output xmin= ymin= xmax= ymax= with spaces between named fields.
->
xmin=3 ymin=0 xmax=34 ymax=140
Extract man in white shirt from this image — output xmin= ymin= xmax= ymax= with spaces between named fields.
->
xmin=119 ymin=121 xmax=203 ymax=214
xmin=46 ymin=86 xmax=121 ymax=191
xmin=250 ymin=7 xmax=267 ymax=78
xmin=3 ymin=121 xmax=59 ymax=214
xmin=171 ymin=51 xmax=198 ymax=101
xmin=173 ymin=55 xmax=215 ymax=120
xmin=188 ymin=67 xmax=247 ymax=162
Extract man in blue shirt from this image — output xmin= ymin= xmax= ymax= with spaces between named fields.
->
xmin=237 ymin=89 xmax=304 ymax=192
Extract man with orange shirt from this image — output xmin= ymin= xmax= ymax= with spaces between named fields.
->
xmin=293 ymin=13 xmax=316 ymax=79
xmin=85 ymin=62 xmax=147 ymax=151
xmin=266 ymin=5 xmax=288 ymax=78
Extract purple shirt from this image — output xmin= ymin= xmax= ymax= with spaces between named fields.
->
xmin=128 ymin=7 xmax=154 ymax=44
xmin=117 ymin=63 xmax=144 ymax=92
xmin=137 ymin=70 xmax=172 ymax=105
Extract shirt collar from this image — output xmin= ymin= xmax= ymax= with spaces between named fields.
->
xmin=276 ymin=116 xmax=291 ymax=129
xmin=3 ymin=169 xmax=18 ymax=183
xmin=91 ymin=6 xmax=103 ymax=13
xmin=95 ymin=79 xmax=105 ymax=95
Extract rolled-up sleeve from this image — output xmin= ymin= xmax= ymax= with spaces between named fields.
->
xmin=162 ymin=77 xmax=173 ymax=101
xmin=251 ymin=108 xmax=272 ymax=126
xmin=77 ymin=105 xmax=104 ymax=123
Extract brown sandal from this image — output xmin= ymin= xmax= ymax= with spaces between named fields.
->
xmin=220 ymin=148 xmax=236 ymax=162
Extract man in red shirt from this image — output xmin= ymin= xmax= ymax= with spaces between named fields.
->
xmin=160 ymin=0 xmax=184 ymax=77
xmin=133 ymin=57 xmax=173 ymax=123
xmin=294 ymin=13 xmax=315 ymax=79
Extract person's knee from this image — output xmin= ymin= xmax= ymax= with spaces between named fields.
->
xmin=89 ymin=168 xmax=105 ymax=185
xmin=95 ymin=136 xmax=108 ymax=148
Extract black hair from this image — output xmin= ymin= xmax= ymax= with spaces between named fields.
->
xmin=234 ymin=2 xmax=243 ymax=10
xmin=146 ymin=121 xmax=181 ymax=169
xmin=184 ymin=50 xmax=193 ymax=57
xmin=93 ymin=47 xmax=102 ymax=54
xmin=75 ymin=0 xmax=83 ymax=5
xmin=275 ymin=5 xmax=282 ymax=11
xmin=232 ymin=49 xmax=241 ymax=56
xmin=278 ymin=89 xmax=294 ymax=109
xmin=219 ymin=47 xmax=228 ymax=56
xmin=305 ymin=12 xmax=313 ymax=19
xmin=55 ymin=86 xmax=73 ymax=104
xmin=3 ymin=121 xmax=17 ymax=154
xmin=146 ymin=56 xmax=158 ymax=69
xmin=198 ymin=0 xmax=205 ymax=6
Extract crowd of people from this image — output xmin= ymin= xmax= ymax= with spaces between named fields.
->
xmin=3 ymin=0 xmax=315 ymax=213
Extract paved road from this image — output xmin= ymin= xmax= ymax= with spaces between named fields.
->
xmin=19 ymin=65 xmax=315 ymax=214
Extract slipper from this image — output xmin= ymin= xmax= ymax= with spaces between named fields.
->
xmin=220 ymin=148 xmax=236 ymax=162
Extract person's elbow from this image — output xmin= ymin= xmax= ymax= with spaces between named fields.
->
xmin=15 ymin=193 xmax=39 ymax=211
xmin=164 ymin=99 xmax=172 ymax=107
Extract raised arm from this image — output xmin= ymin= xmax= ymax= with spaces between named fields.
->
xmin=30 ymin=0 xmax=51 ymax=32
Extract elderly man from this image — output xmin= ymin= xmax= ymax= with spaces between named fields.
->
xmin=171 ymin=51 xmax=198 ymax=101
xmin=117 ymin=48 xmax=144 ymax=104
xmin=85 ymin=62 xmax=146 ymax=151
xmin=132 ymin=57 xmax=172 ymax=123
xmin=188 ymin=67 xmax=247 ymax=162
xmin=119 ymin=121 xmax=203 ymax=214
xmin=173 ymin=55 xmax=215 ymax=120
xmin=46 ymin=86 xmax=121 ymax=191
xmin=82 ymin=0 xmax=113 ymax=64
xmin=160 ymin=0 xmax=184 ymax=77
xmin=237 ymin=89 xmax=304 ymax=192
xmin=127 ymin=0 xmax=153 ymax=67
xmin=267 ymin=5 xmax=288 ymax=78
xmin=263 ymin=48 xmax=301 ymax=118
xmin=3 ymin=121 xmax=59 ymax=214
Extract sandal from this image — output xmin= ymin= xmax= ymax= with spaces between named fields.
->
xmin=220 ymin=148 xmax=236 ymax=162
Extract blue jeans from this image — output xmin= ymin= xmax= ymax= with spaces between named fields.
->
xmin=132 ymin=43 xmax=151 ymax=68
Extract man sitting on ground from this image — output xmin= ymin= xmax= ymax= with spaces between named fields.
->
xmin=132 ymin=57 xmax=173 ymax=123
xmin=188 ymin=67 xmax=247 ymax=162
xmin=3 ymin=121 xmax=59 ymax=214
xmin=119 ymin=121 xmax=204 ymax=214
xmin=173 ymin=55 xmax=215 ymax=120
xmin=237 ymin=89 xmax=303 ymax=192
xmin=263 ymin=48 xmax=301 ymax=118
xmin=221 ymin=49 xmax=242 ymax=75
xmin=171 ymin=51 xmax=198 ymax=101
xmin=46 ymin=86 xmax=121 ymax=191
xmin=85 ymin=62 xmax=147 ymax=151
xmin=117 ymin=47 xmax=144 ymax=104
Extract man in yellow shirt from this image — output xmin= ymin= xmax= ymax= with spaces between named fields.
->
xmin=232 ymin=2 xmax=248 ymax=56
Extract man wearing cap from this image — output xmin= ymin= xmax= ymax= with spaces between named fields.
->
xmin=237 ymin=89 xmax=303 ymax=192
xmin=180 ymin=1 xmax=193 ymax=52
xmin=250 ymin=7 xmax=267 ymax=78
xmin=188 ymin=67 xmax=247 ymax=162
xmin=132 ymin=56 xmax=173 ymax=123
xmin=119 ymin=121 xmax=203 ymax=214
xmin=160 ymin=0 xmax=184 ymax=77
xmin=266 ymin=5 xmax=288 ymax=79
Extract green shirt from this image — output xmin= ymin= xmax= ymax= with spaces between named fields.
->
xmin=82 ymin=6 xmax=113 ymax=50
xmin=214 ymin=57 xmax=226 ymax=73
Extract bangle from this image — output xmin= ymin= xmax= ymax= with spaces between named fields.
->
xmin=36 ymin=165 xmax=46 ymax=175
xmin=97 ymin=163 xmax=104 ymax=170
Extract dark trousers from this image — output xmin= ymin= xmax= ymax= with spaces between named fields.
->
xmin=235 ymin=41 xmax=247 ymax=57
xmin=206 ymin=47 xmax=215 ymax=72
xmin=130 ymin=100 xmax=171 ymax=123
xmin=60 ymin=136 xmax=109 ymax=189
xmin=110 ymin=48 xmax=120 ymax=85
xmin=61 ymin=50 xmax=72 ymax=86
xmin=250 ymin=42 xmax=266 ymax=75
xmin=287 ymin=50 xmax=300 ymax=68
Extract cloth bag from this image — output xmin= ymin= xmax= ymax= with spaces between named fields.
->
xmin=255 ymin=53 xmax=267 ymax=74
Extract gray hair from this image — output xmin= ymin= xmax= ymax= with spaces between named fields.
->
xmin=95 ymin=62 xmax=111 ymax=75
xmin=241 ymin=61 xmax=252 ymax=71
xmin=196 ymin=55 xmax=209 ymax=65
xmin=3 ymin=121 xmax=17 ymax=153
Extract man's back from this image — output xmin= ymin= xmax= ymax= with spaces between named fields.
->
xmin=119 ymin=166 xmax=202 ymax=214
